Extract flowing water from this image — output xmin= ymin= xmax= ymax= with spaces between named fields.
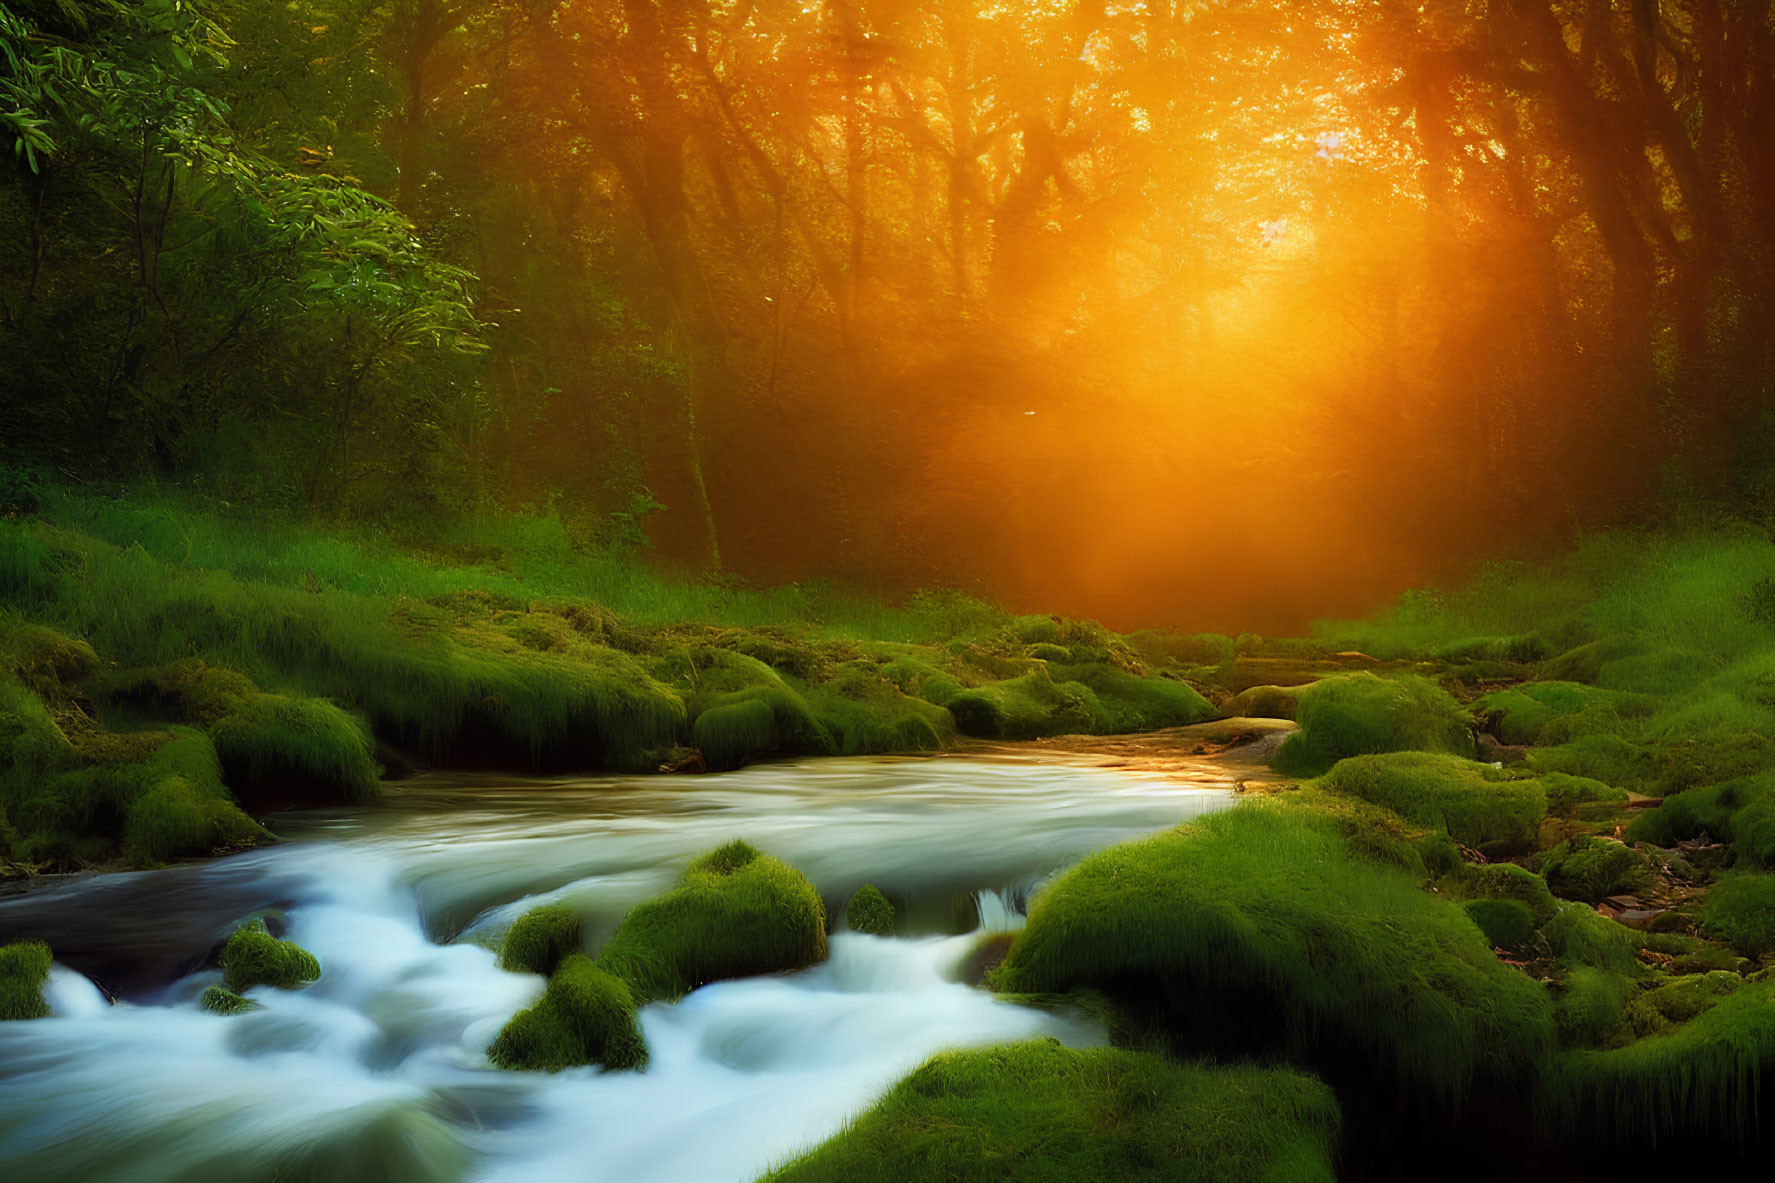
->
xmin=0 ymin=751 xmax=1237 ymax=1183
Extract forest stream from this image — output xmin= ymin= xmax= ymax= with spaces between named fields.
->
xmin=0 ymin=751 xmax=1240 ymax=1182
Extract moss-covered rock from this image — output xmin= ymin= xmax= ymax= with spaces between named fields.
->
xmin=1629 ymin=773 xmax=1775 ymax=868
xmin=220 ymin=919 xmax=321 ymax=992
xmin=198 ymin=984 xmax=260 ymax=1015
xmin=1316 ymin=751 xmax=1546 ymax=855
xmin=1459 ymin=862 xmax=1559 ymax=924
xmin=759 ymin=1041 xmax=1341 ymax=1183
xmin=993 ymin=802 xmax=1553 ymax=1103
xmin=1463 ymin=899 xmax=1536 ymax=950
xmin=845 ymin=884 xmax=894 ymax=936
xmin=1698 ymin=873 xmax=1775 ymax=958
xmin=488 ymin=954 xmax=646 ymax=1072
xmin=1543 ymin=903 xmax=1641 ymax=974
xmin=0 ymin=939 xmax=52 ymax=1020
xmin=1537 ymin=836 xmax=1651 ymax=904
xmin=1622 ymin=971 xmax=1743 ymax=1038
xmin=1555 ymin=966 xmax=1632 ymax=1050
xmin=498 ymin=903 xmax=582 ymax=976
xmin=596 ymin=839 xmax=827 ymax=1004
xmin=1271 ymin=673 xmax=1475 ymax=778
xmin=97 ymin=661 xmax=381 ymax=805
xmin=1539 ymin=979 xmax=1775 ymax=1145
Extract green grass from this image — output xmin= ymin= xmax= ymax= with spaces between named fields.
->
xmin=1315 ymin=752 xmax=1545 ymax=855
xmin=992 ymin=801 xmax=1553 ymax=1104
xmin=759 ymin=1042 xmax=1340 ymax=1183
xmin=0 ymin=940 xmax=52 ymax=1020
xmin=1270 ymin=673 xmax=1475 ymax=777
xmin=220 ymin=919 xmax=321 ymax=992
xmin=488 ymin=954 xmax=646 ymax=1072
xmin=1539 ymin=979 xmax=1775 ymax=1145
xmin=844 ymin=885 xmax=894 ymax=936
xmin=595 ymin=839 xmax=827 ymax=1004
xmin=1697 ymin=873 xmax=1775 ymax=958
xmin=498 ymin=903 xmax=584 ymax=976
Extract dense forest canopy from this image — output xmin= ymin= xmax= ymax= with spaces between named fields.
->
xmin=3 ymin=0 xmax=1773 ymax=630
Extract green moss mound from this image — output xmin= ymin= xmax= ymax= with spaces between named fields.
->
xmin=1555 ymin=966 xmax=1633 ymax=1049
xmin=1458 ymin=862 xmax=1559 ymax=924
xmin=993 ymin=802 xmax=1553 ymax=1103
xmin=499 ymin=903 xmax=583 ymax=976
xmin=220 ymin=920 xmax=321 ymax=992
xmin=1463 ymin=899 xmax=1536 ymax=950
xmin=1271 ymin=673 xmax=1475 ymax=778
xmin=198 ymin=985 xmax=260 ymax=1015
xmin=0 ymin=940 xmax=53 ymax=1020
xmin=99 ymin=661 xmax=381 ymax=805
xmin=845 ymin=884 xmax=894 ymax=936
xmin=946 ymin=668 xmax=1103 ymax=740
xmin=1629 ymin=774 xmax=1775 ymax=868
xmin=1317 ymin=751 xmax=1546 ymax=855
xmin=1476 ymin=681 xmax=1652 ymax=746
xmin=488 ymin=954 xmax=646 ymax=1072
xmin=1623 ymin=972 xmax=1743 ymax=1038
xmin=1543 ymin=903 xmax=1641 ymax=974
xmin=759 ymin=1042 xmax=1340 ymax=1183
xmin=1538 ymin=836 xmax=1651 ymax=904
xmin=1698 ymin=873 xmax=1775 ymax=958
xmin=596 ymin=839 xmax=827 ymax=1004
xmin=1539 ymin=979 xmax=1775 ymax=1145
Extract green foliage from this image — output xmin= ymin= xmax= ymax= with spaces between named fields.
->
xmin=994 ymin=801 xmax=1553 ymax=1103
xmin=488 ymin=954 xmax=646 ymax=1072
xmin=499 ymin=904 xmax=583 ymax=977
xmin=1538 ymin=836 xmax=1651 ymax=904
xmin=220 ymin=919 xmax=320 ymax=992
xmin=1538 ymin=980 xmax=1775 ymax=1146
xmin=1698 ymin=874 xmax=1775 ymax=958
xmin=1316 ymin=751 xmax=1545 ymax=854
xmin=1462 ymin=899 xmax=1536 ymax=950
xmin=0 ymin=940 xmax=52 ymax=1021
xmin=845 ymin=885 xmax=894 ymax=936
xmin=198 ymin=985 xmax=260 ymax=1015
xmin=760 ymin=1042 xmax=1340 ymax=1183
xmin=1271 ymin=673 xmax=1474 ymax=777
xmin=596 ymin=840 xmax=827 ymax=1005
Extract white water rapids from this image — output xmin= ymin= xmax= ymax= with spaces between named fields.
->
xmin=0 ymin=753 xmax=1235 ymax=1182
